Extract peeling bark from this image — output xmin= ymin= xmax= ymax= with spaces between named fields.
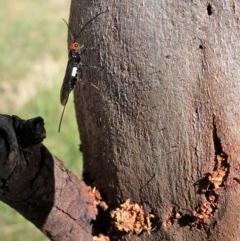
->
xmin=0 ymin=115 xmax=97 ymax=241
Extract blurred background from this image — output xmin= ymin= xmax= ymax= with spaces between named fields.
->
xmin=0 ymin=0 xmax=82 ymax=240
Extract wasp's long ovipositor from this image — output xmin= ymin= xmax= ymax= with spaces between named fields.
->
xmin=58 ymin=10 xmax=107 ymax=132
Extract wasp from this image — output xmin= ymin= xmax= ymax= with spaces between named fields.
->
xmin=58 ymin=10 xmax=107 ymax=132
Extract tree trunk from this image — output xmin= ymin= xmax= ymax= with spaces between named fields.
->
xmin=72 ymin=0 xmax=240 ymax=240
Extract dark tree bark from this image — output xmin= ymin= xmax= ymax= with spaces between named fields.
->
xmin=71 ymin=0 xmax=240 ymax=240
xmin=0 ymin=115 xmax=97 ymax=241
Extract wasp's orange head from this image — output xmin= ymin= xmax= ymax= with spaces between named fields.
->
xmin=70 ymin=42 xmax=80 ymax=51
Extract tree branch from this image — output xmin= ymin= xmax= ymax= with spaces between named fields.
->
xmin=0 ymin=115 xmax=97 ymax=241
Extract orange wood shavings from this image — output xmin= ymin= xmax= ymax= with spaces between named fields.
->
xmin=192 ymin=192 xmax=218 ymax=225
xmin=93 ymin=234 xmax=110 ymax=241
xmin=193 ymin=202 xmax=214 ymax=221
xmin=208 ymin=169 xmax=226 ymax=188
xmin=92 ymin=187 xmax=109 ymax=211
xmin=110 ymin=199 xmax=154 ymax=234
xmin=207 ymin=154 xmax=229 ymax=188
xmin=163 ymin=207 xmax=181 ymax=227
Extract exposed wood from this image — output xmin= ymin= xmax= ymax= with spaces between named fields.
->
xmin=0 ymin=115 xmax=97 ymax=241
xmin=71 ymin=0 xmax=240 ymax=240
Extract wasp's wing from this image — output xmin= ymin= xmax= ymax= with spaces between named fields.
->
xmin=60 ymin=59 xmax=78 ymax=106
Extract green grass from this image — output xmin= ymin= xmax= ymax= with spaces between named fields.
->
xmin=16 ymin=85 xmax=83 ymax=175
xmin=0 ymin=1 xmax=68 ymax=82
xmin=0 ymin=1 xmax=83 ymax=240
xmin=0 ymin=203 xmax=47 ymax=241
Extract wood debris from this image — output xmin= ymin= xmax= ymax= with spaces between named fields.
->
xmin=207 ymin=154 xmax=229 ymax=188
xmin=110 ymin=199 xmax=154 ymax=234
xmin=91 ymin=187 xmax=109 ymax=211
xmin=93 ymin=234 xmax=110 ymax=241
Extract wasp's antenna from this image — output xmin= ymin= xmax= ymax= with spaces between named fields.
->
xmin=74 ymin=9 xmax=108 ymax=41
xmin=58 ymin=104 xmax=67 ymax=133
xmin=62 ymin=18 xmax=75 ymax=41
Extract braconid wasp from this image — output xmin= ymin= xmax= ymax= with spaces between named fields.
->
xmin=58 ymin=10 xmax=107 ymax=132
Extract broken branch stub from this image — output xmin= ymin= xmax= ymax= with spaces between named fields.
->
xmin=0 ymin=114 xmax=97 ymax=241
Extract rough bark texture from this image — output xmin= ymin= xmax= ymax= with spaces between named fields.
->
xmin=0 ymin=115 xmax=97 ymax=241
xmin=71 ymin=0 xmax=240 ymax=240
